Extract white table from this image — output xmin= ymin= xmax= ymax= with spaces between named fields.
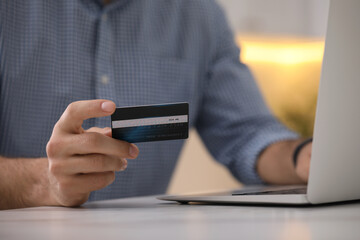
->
xmin=1 ymin=196 xmax=360 ymax=240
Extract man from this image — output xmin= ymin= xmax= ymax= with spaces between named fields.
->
xmin=0 ymin=0 xmax=312 ymax=209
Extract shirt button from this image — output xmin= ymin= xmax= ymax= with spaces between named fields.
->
xmin=101 ymin=75 xmax=109 ymax=85
xmin=102 ymin=14 xmax=108 ymax=21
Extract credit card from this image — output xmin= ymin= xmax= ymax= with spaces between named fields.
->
xmin=111 ymin=103 xmax=189 ymax=143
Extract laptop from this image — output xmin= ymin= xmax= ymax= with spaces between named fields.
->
xmin=158 ymin=0 xmax=360 ymax=205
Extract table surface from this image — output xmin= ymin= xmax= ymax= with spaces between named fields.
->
xmin=1 ymin=195 xmax=360 ymax=240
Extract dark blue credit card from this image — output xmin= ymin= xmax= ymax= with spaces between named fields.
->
xmin=111 ymin=103 xmax=189 ymax=143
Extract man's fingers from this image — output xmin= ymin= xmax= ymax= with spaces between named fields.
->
xmin=60 ymin=154 xmax=128 ymax=174
xmin=86 ymin=127 xmax=112 ymax=137
xmin=61 ymin=172 xmax=116 ymax=195
xmin=57 ymin=100 xmax=116 ymax=134
xmin=67 ymin=132 xmax=139 ymax=159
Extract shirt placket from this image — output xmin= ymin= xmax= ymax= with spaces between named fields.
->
xmin=94 ymin=10 xmax=117 ymax=128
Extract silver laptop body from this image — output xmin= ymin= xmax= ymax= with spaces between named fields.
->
xmin=159 ymin=0 xmax=360 ymax=205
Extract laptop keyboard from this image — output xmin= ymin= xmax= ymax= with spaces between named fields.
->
xmin=232 ymin=186 xmax=307 ymax=196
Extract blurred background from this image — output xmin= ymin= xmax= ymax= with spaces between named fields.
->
xmin=167 ymin=0 xmax=330 ymax=194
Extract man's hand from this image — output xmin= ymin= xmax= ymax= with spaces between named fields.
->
xmin=295 ymin=142 xmax=312 ymax=183
xmin=257 ymin=139 xmax=312 ymax=185
xmin=46 ymin=100 xmax=139 ymax=207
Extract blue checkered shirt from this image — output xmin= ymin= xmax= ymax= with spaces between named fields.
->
xmin=0 ymin=0 xmax=298 ymax=201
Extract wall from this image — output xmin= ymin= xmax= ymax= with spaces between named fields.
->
xmin=216 ymin=0 xmax=329 ymax=37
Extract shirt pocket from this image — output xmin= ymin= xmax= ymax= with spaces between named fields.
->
xmin=113 ymin=55 xmax=197 ymax=106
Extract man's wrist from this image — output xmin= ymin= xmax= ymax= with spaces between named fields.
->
xmin=292 ymin=138 xmax=313 ymax=167
xmin=0 ymin=156 xmax=56 ymax=209
xmin=257 ymin=139 xmax=306 ymax=184
xmin=26 ymin=157 xmax=58 ymax=207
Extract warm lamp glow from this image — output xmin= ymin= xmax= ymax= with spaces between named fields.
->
xmin=237 ymin=36 xmax=324 ymax=65
xmin=236 ymin=35 xmax=325 ymax=136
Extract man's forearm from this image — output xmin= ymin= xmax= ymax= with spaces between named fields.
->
xmin=256 ymin=139 xmax=306 ymax=185
xmin=0 ymin=156 xmax=53 ymax=209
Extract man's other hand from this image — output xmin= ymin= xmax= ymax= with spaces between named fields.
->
xmin=295 ymin=142 xmax=312 ymax=183
xmin=257 ymin=139 xmax=312 ymax=185
xmin=46 ymin=100 xmax=139 ymax=207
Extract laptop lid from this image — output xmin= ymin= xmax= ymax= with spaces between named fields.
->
xmin=307 ymin=0 xmax=360 ymax=204
xmin=159 ymin=0 xmax=360 ymax=206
